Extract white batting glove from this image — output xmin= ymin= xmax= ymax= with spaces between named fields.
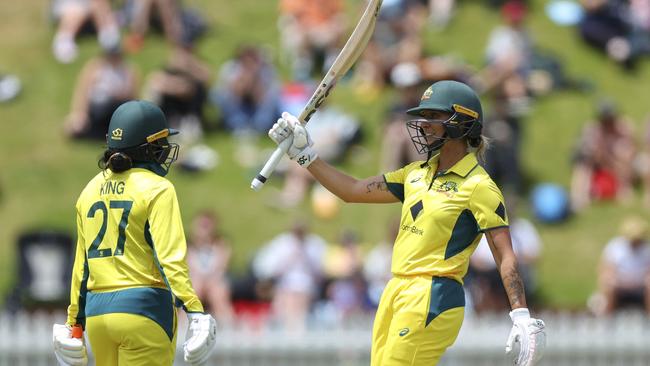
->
xmin=52 ymin=324 xmax=88 ymax=366
xmin=506 ymin=308 xmax=546 ymax=365
xmin=268 ymin=111 xmax=318 ymax=167
xmin=183 ymin=313 xmax=217 ymax=366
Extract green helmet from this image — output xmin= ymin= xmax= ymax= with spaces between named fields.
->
xmin=405 ymin=80 xmax=483 ymax=154
xmin=107 ymin=100 xmax=178 ymax=149
xmin=105 ymin=100 xmax=179 ymax=174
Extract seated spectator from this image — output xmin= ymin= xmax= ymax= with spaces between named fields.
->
xmin=50 ymin=0 xmax=119 ymax=63
xmin=251 ymin=221 xmax=326 ymax=332
xmin=186 ymin=210 xmax=235 ymax=326
xmin=363 ymin=218 xmax=398 ymax=307
xmin=628 ymin=0 xmax=650 ymax=58
xmin=468 ymin=206 xmax=542 ymax=314
xmin=570 ymin=100 xmax=636 ymax=211
xmin=353 ymin=0 xmax=427 ymax=96
xmin=278 ymin=0 xmax=346 ymax=80
xmin=209 ymin=46 xmax=280 ymax=134
xmin=590 ymin=216 xmax=650 ymax=315
xmin=124 ymin=0 xmax=183 ymax=52
xmin=579 ymin=0 xmax=638 ymax=69
xmin=143 ymin=37 xmax=211 ymax=143
xmin=473 ymin=0 xmax=532 ymax=105
xmin=321 ymin=230 xmax=369 ymax=321
xmin=64 ymin=43 xmax=138 ymax=140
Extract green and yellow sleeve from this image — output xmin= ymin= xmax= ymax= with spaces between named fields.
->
xmin=469 ymin=178 xmax=509 ymax=232
xmin=147 ymin=182 xmax=204 ymax=313
xmin=67 ymin=207 xmax=90 ymax=327
xmin=382 ymin=161 xmax=422 ymax=202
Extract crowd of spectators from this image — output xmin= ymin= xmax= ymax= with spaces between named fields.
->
xmin=6 ymin=0 xmax=648 ymax=328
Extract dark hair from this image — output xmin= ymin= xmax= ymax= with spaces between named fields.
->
xmin=98 ymin=150 xmax=133 ymax=173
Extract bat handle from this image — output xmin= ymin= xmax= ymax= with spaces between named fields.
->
xmin=250 ymin=139 xmax=291 ymax=191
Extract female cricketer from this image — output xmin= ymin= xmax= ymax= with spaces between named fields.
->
xmin=52 ymin=100 xmax=217 ymax=366
xmin=269 ymin=80 xmax=546 ymax=365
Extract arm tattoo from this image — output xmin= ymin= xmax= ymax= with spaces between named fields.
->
xmin=365 ymin=180 xmax=388 ymax=194
xmin=503 ymin=270 xmax=526 ymax=308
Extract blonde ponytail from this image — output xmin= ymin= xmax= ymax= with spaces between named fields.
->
xmin=468 ymin=135 xmax=490 ymax=163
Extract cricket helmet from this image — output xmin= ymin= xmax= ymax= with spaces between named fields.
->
xmin=105 ymin=100 xmax=179 ymax=172
xmin=405 ymin=80 xmax=483 ymax=154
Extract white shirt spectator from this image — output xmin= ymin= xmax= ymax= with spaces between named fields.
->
xmin=253 ymin=232 xmax=326 ymax=296
xmin=602 ymin=236 xmax=650 ymax=289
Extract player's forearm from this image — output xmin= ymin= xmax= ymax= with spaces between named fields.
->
xmin=307 ymin=159 xmax=396 ymax=203
xmin=499 ymin=256 xmax=528 ymax=309
xmin=307 ymin=158 xmax=362 ymax=202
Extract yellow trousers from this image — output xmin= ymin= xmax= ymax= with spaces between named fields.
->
xmin=371 ymin=275 xmax=465 ymax=366
xmin=85 ymin=313 xmax=177 ymax=366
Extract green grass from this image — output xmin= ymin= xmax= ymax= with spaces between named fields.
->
xmin=1 ymin=0 xmax=650 ymax=309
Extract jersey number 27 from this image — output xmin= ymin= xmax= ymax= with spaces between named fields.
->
xmin=87 ymin=200 xmax=133 ymax=259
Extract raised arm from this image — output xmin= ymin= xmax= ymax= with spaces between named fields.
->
xmin=269 ymin=112 xmax=399 ymax=204
xmin=307 ymin=159 xmax=397 ymax=203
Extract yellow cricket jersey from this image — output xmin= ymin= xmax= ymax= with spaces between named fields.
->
xmin=67 ymin=167 xmax=203 ymax=332
xmin=383 ymin=152 xmax=508 ymax=283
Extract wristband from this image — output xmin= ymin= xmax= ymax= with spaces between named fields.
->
xmin=509 ymin=308 xmax=531 ymax=322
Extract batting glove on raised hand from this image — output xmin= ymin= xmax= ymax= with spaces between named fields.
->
xmin=53 ymin=324 xmax=88 ymax=366
xmin=183 ymin=313 xmax=217 ymax=366
xmin=506 ymin=308 xmax=546 ymax=366
xmin=268 ymin=111 xmax=318 ymax=167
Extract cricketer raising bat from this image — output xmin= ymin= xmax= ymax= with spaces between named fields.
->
xmin=250 ymin=0 xmax=383 ymax=191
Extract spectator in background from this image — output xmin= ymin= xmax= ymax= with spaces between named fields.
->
xmin=321 ymin=230 xmax=369 ymax=321
xmin=628 ymin=0 xmax=650 ymax=58
xmin=468 ymin=205 xmax=542 ymax=314
xmin=278 ymin=0 xmax=346 ymax=80
xmin=474 ymin=0 xmax=532 ymax=108
xmin=210 ymin=46 xmax=280 ymax=135
xmin=64 ymin=42 xmax=138 ymax=140
xmin=143 ymin=35 xmax=211 ymax=143
xmin=187 ymin=210 xmax=235 ymax=327
xmin=363 ymin=218 xmax=398 ymax=308
xmin=579 ymin=0 xmax=638 ymax=69
xmin=570 ymin=100 xmax=636 ymax=212
xmin=50 ymin=0 xmax=120 ymax=63
xmin=124 ymin=0 xmax=183 ymax=52
xmin=354 ymin=0 xmax=427 ymax=97
xmin=252 ymin=221 xmax=326 ymax=332
xmin=591 ymin=216 xmax=650 ymax=315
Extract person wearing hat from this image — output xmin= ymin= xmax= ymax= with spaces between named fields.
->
xmin=53 ymin=101 xmax=217 ymax=366
xmin=595 ymin=215 xmax=650 ymax=315
xmin=268 ymin=80 xmax=546 ymax=365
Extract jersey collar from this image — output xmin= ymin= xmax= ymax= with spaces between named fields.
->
xmin=427 ymin=152 xmax=478 ymax=178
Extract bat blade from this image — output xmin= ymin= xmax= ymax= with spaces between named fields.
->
xmin=251 ymin=0 xmax=383 ymax=191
